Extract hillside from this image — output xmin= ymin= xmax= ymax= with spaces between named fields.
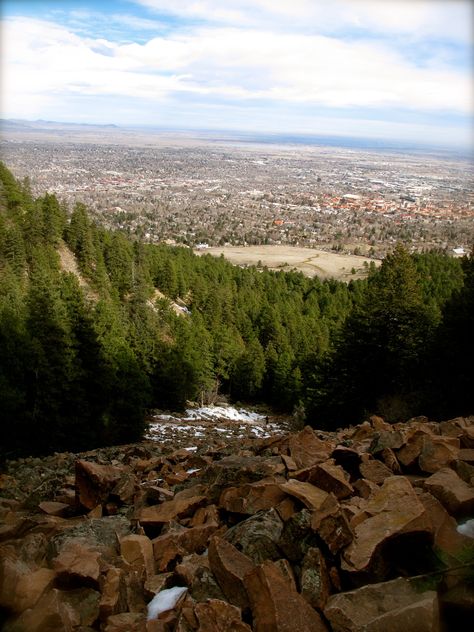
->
xmin=0 ymin=413 xmax=473 ymax=630
xmin=0 ymin=160 xmax=473 ymax=461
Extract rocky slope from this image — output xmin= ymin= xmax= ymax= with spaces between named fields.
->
xmin=1 ymin=414 xmax=474 ymax=631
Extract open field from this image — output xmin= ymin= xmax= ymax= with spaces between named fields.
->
xmin=195 ymin=245 xmax=381 ymax=280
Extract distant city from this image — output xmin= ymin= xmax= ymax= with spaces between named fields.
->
xmin=1 ymin=120 xmax=473 ymax=259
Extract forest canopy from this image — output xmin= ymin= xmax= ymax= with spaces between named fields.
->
xmin=0 ymin=162 xmax=472 ymax=458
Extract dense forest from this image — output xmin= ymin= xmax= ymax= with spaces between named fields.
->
xmin=0 ymin=162 xmax=472 ymax=458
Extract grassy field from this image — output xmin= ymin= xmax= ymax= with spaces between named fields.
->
xmin=195 ymin=245 xmax=380 ymax=281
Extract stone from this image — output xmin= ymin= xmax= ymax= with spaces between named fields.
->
xmin=397 ymin=430 xmax=429 ymax=468
xmin=369 ymin=415 xmax=391 ymax=431
xmin=423 ymin=467 xmax=474 ymax=517
xmin=75 ymin=459 xmax=124 ymax=511
xmin=279 ymin=479 xmax=331 ymax=511
xmin=152 ymin=524 xmax=219 ymax=572
xmin=208 ymin=536 xmax=254 ymax=610
xmin=104 ymin=612 xmax=147 ymax=632
xmin=277 ymin=509 xmax=316 ymax=562
xmin=300 ymin=547 xmax=331 ymax=610
xmin=311 ymin=504 xmax=353 ymax=554
xmin=52 ymin=540 xmax=101 ymax=583
xmin=244 ymin=560 xmax=328 ymax=632
xmin=294 ymin=460 xmax=353 ymax=499
xmin=379 ymin=448 xmax=401 ymax=474
xmin=331 ymin=446 xmax=362 ymax=481
xmin=369 ymin=430 xmax=405 ymax=454
xmin=194 ymin=599 xmax=252 ymax=632
xmin=0 ymin=556 xmax=55 ymax=612
xmin=100 ymin=567 xmax=127 ymax=620
xmin=175 ymin=554 xmax=225 ymax=603
xmin=38 ymin=501 xmax=70 ymax=517
xmin=353 ymin=478 xmax=379 ymax=499
xmin=138 ymin=494 xmax=207 ymax=527
xmin=324 ymin=577 xmax=439 ymax=632
xmin=224 ymin=508 xmax=284 ymax=564
xmin=418 ymin=436 xmax=459 ymax=474
xmin=219 ymin=479 xmax=287 ymax=514
xmin=359 ymin=459 xmax=394 ymax=484
xmin=288 ymin=426 xmax=331 ymax=469
xmin=342 ymin=476 xmax=432 ymax=576
xmin=144 ymin=573 xmax=173 ymax=599
xmin=120 ymin=534 xmax=155 ymax=578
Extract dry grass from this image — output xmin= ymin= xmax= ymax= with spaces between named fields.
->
xmin=195 ymin=245 xmax=380 ymax=281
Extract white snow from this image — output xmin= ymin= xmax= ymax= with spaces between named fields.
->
xmin=183 ymin=406 xmax=265 ymax=423
xmin=457 ymin=519 xmax=474 ymax=538
xmin=147 ymin=586 xmax=188 ymax=620
xmin=187 ymin=468 xmax=201 ymax=474
xmin=184 ymin=446 xmax=197 ymax=452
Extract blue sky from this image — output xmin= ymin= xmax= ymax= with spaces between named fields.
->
xmin=1 ymin=0 xmax=473 ymax=149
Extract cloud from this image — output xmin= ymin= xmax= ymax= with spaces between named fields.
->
xmin=3 ymin=16 xmax=470 ymax=117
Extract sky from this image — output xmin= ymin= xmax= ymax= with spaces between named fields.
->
xmin=1 ymin=0 xmax=473 ymax=150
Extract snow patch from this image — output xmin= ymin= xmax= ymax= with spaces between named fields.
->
xmin=457 ymin=519 xmax=474 ymax=538
xmin=147 ymin=586 xmax=188 ymax=621
xmin=184 ymin=406 xmax=265 ymax=423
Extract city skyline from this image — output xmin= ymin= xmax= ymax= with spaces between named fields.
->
xmin=1 ymin=0 xmax=473 ymax=150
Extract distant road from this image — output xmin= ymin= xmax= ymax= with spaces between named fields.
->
xmin=194 ymin=245 xmax=380 ymax=281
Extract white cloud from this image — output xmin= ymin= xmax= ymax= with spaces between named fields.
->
xmin=1 ymin=13 xmax=472 ymax=139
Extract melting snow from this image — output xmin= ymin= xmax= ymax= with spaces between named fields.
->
xmin=147 ymin=586 xmax=187 ymax=620
xmin=183 ymin=406 xmax=265 ymax=423
xmin=457 ymin=519 xmax=474 ymax=538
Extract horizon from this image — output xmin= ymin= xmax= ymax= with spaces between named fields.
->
xmin=1 ymin=1 xmax=473 ymax=152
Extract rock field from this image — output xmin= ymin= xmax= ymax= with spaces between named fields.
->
xmin=1 ymin=412 xmax=474 ymax=631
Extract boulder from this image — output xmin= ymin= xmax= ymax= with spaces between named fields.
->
xmin=418 ymin=436 xmax=459 ymax=474
xmin=311 ymin=503 xmax=353 ymax=554
xmin=104 ymin=612 xmax=147 ymax=631
xmin=293 ymin=460 xmax=353 ymax=499
xmin=0 ymin=556 xmax=55 ymax=612
xmin=175 ymin=553 xmax=225 ymax=603
xmin=369 ymin=430 xmax=405 ymax=454
xmin=342 ymin=476 xmax=432 ymax=576
xmin=75 ymin=459 xmax=125 ymax=511
xmin=219 ymin=479 xmax=287 ymax=514
xmin=288 ymin=427 xmax=331 ymax=469
xmin=194 ymin=599 xmax=252 ymax=631
xmin=224 ymin=509 xmax=283 ymax=564
xmin=120 ymin=534 xmax=155 ymax=578
xmin=359 ymin=459 xmax=394 ymax=484
xmin=152 ymin=524 xmax=218 ymax=572
xmin=324 ymin=577 xmax=439 ymax=632
xmin=38 ymin=501 xmax=70 ymax=517
xmin=52 ymin=540 xmax=101 ymax=584
xmin=100 ymin=567 xmax=128 ymax=620
xmin=208 ymin=536 xmax=254 ymax=610
xmin=244 ymin=559 xmax=328 ymax=632
xmin=423 ymin=467 xmax=474 ymax=517
xmin=279 ymin=479 xmax=331 ymax=511
xmin=300 ymin=547 xmax=331 ymax=610
xmin=138 ymin=494 xmax=207 ymax=527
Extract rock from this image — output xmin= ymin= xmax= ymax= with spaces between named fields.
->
xmin=138 ymin=494 xmax=207 ymax=527
xmin=0 ymin=556 xmax=55 ymax=612
xmin=418 ymin=436 xmax=459 ymax=474
xmin=331 ymin=446 xmax=362 ymax=482
xmin=100 ymin=567 xmax=128 ymax=620
xmin=342 ymin=476 xmax=432 ymax=576
xmin=353 ymin=478 xmax=379 ymax=499
xmin=396 ymin=430 xmax=429 ymax=468
xmin=423 ymin=467 xmax=474 ymax=517
xmin=300 ymin=547 xmax=331 ymax=610
xmin=75 ymin=459 xmax=124 ymax=511
xmin=175 ymin=553 xmax=225 ymax=603
xmin=121 ymin=534 xmax=155 ymax=578
xmin=208 ymin=536 xmax=254 ymax=610
xmin=369 ymin=430 xmax=405 ymax=454
xmin=278 ymin=508 xmax=316 ymax=562
xmin=219 ymin=479 xmax=287 ymax=514
xmin=244 ymin=559 xmax=328 ymax=632
xmin=288 ymin=426 xmax=331 ymax=469
xmin=144 ymin=573 xmax=173 ymax=599
xmin=38 ymin=501 xmax=70 ymax=517
xmin=369 ymin=415 xmax=391 ymax=431
xmin=152 ymin=524 xmax=219 ymax=572
xmin=194 ymin=599 xmax=252 ymax=631
xmin=379 ymin=448 xmax=401 ymax=474
xmin=52 ymin=540 xmax=101 ymax=583
xmin=294 ymin=460 xmax=353 ymax=499
xmin=324 ymin=577 xmax=439 ymax=632
xmin=104 ymin=612 xmax=147 ymax=631
xmin=311 ymin=503 xmax=353 ymax=554
xmin=279 ymin=479 xmax=331 ymax=511
xmin=359 ymin=458 xmax=394 ymax=484
xmin=224 ymin=509 xmax=283 ymax=564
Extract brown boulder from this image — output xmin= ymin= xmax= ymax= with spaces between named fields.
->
xmin=244 ymin=559 xmax=328 ymax=632
xmin=300 ymin=547 xmax=331 ymax=610
xmin=342 ymin=476 xmax=432 ymax=575
xmin=52 ymin=540 xmax=101 ymax=583
xmin=294 ymin=460 xmax=353 ymax=499
xmin=138 ymin=494 xmax=207 ymax=527
xmin=100 ymin=567 xmax=128 ymax=620
xmin=219 ymin=479 xmax=287 ymax=514
xmin=324 ymin=577 xmax=439 ymax=632
xmin=418 ymin=436 xmax=459 ymax=473
xmin=423 ymin=467 xmax=474 ymax=517
xmin=311 ymin=503 xmax=353 ymax=554
xmin=153 ymin=524 xmax=219 ymax=572
xmin=279 ymin=479 xmax=331 ymax=511
xmin=288 ymin=427 xmax=331 ymax=469
xmin=359 ymin=459 xmax=394 ymax=484
xmin=121 ymin=534 xmax=155 ymax=578
xmin=38 ymin=501 xmax=70 ymax=517
xmin=194 ymin=599 xmax=252 ymax=631
xmin=104 ymin=612 xmax=147 ymax=631
xmin=208 ymin=536 xmax=254 ymax=610
xmin=75 ymin=459 xmax=124 ymax=511
xmin=0 ymin=556 xmax=55 ymax=612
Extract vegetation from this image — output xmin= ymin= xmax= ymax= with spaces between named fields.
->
xmin=0 ymin=162 xmax=472 ymax=457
